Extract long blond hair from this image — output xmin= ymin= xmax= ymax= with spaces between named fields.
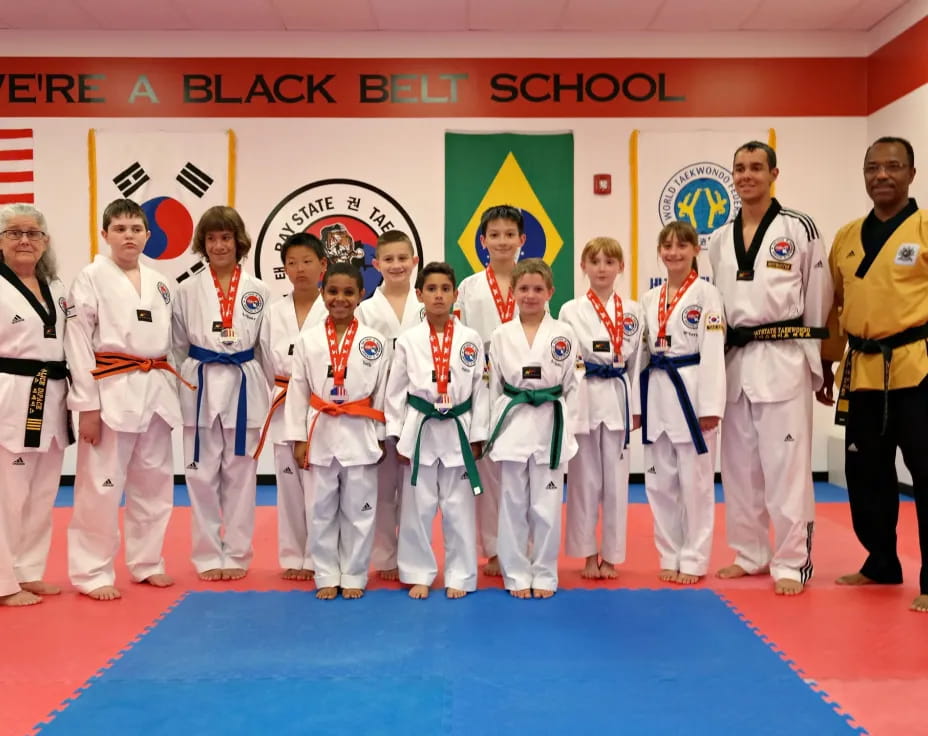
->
xmin=0 ymin=203 xmax=57 ymax=282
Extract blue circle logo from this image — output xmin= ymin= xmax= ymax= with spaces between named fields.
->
xmin=659 ymin=162 xmax=740 ymax=243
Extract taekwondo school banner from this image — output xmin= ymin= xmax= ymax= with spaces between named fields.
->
xmin=630 ymin=129 xmax=774 ymax=299
xmin=444 ymin=132 xmax=573 ymax=315
xmin=88 ymin=129 xmax=235 ymax=284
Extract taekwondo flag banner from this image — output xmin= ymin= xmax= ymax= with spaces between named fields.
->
xmin=630 ymin=128 xmax=775 ymax=299
xmin=445 ymin=131 xmax=573 ymax=315
xmin=88 ymin=129 xmax=235 ymax=283
xmin=0 ymin=129 xmax=34 ymax=204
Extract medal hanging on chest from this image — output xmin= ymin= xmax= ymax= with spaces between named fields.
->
xmin=212 ymin=265 xmax=242 ymax=346
xmin=587 ymin=289 xmax=624 ymax=367
xmin=486 ymin=267 xmax=515 ymax=323
xmin=429 ymin=320 xmax=454 ymax=414
xmin=326 ymin=317 xmax=358 ymax=405
xmin=656 ymin=270 xmax=698 ymax=352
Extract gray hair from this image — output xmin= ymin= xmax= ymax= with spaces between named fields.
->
xmin=0 ymin=203 xmax=57 ymax=282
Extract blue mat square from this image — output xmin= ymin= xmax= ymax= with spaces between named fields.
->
xmin=37 ymin=590 xmax=858 ymax=735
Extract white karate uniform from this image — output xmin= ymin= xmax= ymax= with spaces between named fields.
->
xmin=65 ymin=255 xmax=183 ymax=592
xmin=385 ymin=319 xmax=488 ymax=591
xmin=457 ymin=270 xmax=517 ymax=560
xmin=488 ymin=314 xmax=578 ymax=591
xmin=0 ymin=275 xmax=69 ymax=596
xmin=708 ymin=201 xmax=832 ymax=582
xmin=284 ymin=320 xmax=388 ymax=590
xmin=638 ymin=278 xmax=726 ymax=576
xmin=559 ymin=294 xmax=644 ymax=564
xmin=258 ymin=293 xmax=326 ymax=572
xmin=357 ymin=286 xmax=423 ymax=571
xmin=172 ymin=267 xmax=272 ymax=573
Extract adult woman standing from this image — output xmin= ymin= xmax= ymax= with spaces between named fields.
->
xmin=0 ymin=204 xmax=70 ymax=606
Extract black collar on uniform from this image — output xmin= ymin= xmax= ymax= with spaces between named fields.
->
xmin=733 ymin=198 xmax=782 ymax=280
xmin=856 ymin=198 xmax=919 ymax=279
xmin=0 ymin=261 xmax=56 ymax=336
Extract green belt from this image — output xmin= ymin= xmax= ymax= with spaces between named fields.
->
xmin=485 ymin=381 xmax=564 ymax=469
xmin=406 ymin=393 xmax=482 ymax=496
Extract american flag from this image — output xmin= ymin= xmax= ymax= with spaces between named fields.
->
xmin=0 ymin=128 xmax=34 ymax=204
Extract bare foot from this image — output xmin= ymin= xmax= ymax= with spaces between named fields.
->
xmin=774 ymin=578 xmax=804 ymax=596
xmin=316 ymin=586 xmax=338 ymax=600
xmin=482 ymin=556 xmax=502 ymax=577
xmin=716 ymin=564 xmax=749 ymax=579
xmin=446 ymin=587 xmax=467 ymax=599
xmin=0 ymin=589 xmax=42 ymax=606
xmin=199 ymin=568 xmax=224 ymax=582
xmin=282 ymin=568 xmax=314 ymax=581
xmin=19 ymin=580 xmax=61 ymax=596
xmin=675 ymin=573 xmax=702 ymax=585
xmin=836 ymin=572 xmax=876 ymax=586
xmin=911 ymin=594 xmax=928 ymax=613
xmin=409 ymin=584 xmax=430 ymax=599
xmin=378 ymin=568 xmax=399 ymax=581
xmin=659 ymin=568 xmax=678 ymax=582
xmin=581 ymin=555 xmax=601 ymax=579
xmin=141 ymin=574 xmax=174 ymax=588
xmin=86 ymin=585 xmax=121 ymax=601
xmin=221 ymin=568 xmax=247 ymax=581
xmin=598 ymin=560 xmax=618 ymax=580
xmin=532 ymin=588 xmax=555 ymax=599
xmin=509 ymin=588 xmax=531 ymax=599
xmin=342 ymin=588 xmax=364 ymax=599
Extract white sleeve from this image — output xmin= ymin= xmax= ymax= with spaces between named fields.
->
xmin=468 ymin=341 xmax=489 ymax=443
xmin=800 ymin=222 xmax=834 ymax=329
xmin=370 ymin=340 xmax=389 ymax=442
xmin=171 ymin=286 xmax=191 ymax=369
xmin=696 ymin=287 xmax=727 ymax=419
xmin=626 ymin=318 xmax=645 ymax=419
xmin=487 ymin=329 xmax=504 ymax=424
xmin=384 ymin=339 xmax=409 ymax=440
xmin=562 ymin=326 xmax=580 ymax=431
xmin=64 ymin=272 xmax=100 ymax=413
xmin=254 ymin=312 xmax=275 ymax=390
xmin=283 ymin=337 xmax=310 ymax=442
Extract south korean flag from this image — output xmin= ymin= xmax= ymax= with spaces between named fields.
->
xmin=90 ymin=129 xmax=235 ymax=283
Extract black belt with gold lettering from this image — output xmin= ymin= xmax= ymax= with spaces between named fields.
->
xmin=836 ymin=322 xmax=928 ymax=433
xmin=0 ymin=357 xmax=68 ymax=448
xmin=727 ymin=317 xmax=828 ymax=348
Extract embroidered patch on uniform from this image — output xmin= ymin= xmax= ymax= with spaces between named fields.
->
xmin=705 ymin=312 xmax=724 ymax=331
xmin=358 ymin=336 xmax=383 ymax=361
xmin=550 ymin=336 xmax=571 ymax=362
xmin=813 ymin=260 xmax=824 ymax=269
xmin=157 ymin=281 xmax=171 ymax=304
xmin=240 ymin=291 xmax=265 ymax=315
xmin=769 ymin=237 xmax=795 ymax=261
xmin=766 ymin=261 xmax=793 ymax=271
xmin=522 ymin=365 xmax=542 ymax=379
xmin=136 ymin=309 xmax=153 ymax=322
xmin=58 ymin=296 xmax=71 ymax=315
xmin=681 ymin=305 xmax=702 ymax=330
xmin=212 ymin=320 xmax=223 ymax=332
xmin=431 ymin=370 xmax=452 ymax=384
xmin=11 ymin=314 xmax=23 ymax=324
xmin=623 ymin=314 xmax=640 ymax=336
xmin=460 ymin=341 xmax=479 ymax=367
xmin=894 ymin=243 xmax=919 ymax=265
xmin=592 ymin=340 xmax=610 ymax=353
xmin=12 ymin=457 xmax=25 ymax=466
xmin=288 ymin=344 xmax=294 ymax=356
xmin=327 ymin=365 xmax=348 ymax=378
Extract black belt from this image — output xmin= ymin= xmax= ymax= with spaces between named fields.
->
xmin=836 ymin=322 xmax=928 ymax=433
xmin=0 ymin=357 xmax=69 ymax=448
xmin=727 ymin=317 xmax=828 ymax=348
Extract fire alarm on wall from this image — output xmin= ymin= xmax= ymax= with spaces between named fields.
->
xmin=594 ymin=174 xmax=611 ymax=195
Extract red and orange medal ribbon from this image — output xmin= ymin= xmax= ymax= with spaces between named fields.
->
xmin=586 ymin=289 xmax=624 ymax=363
xmin=325 ymin=316 xmax=358 ymax=404
xmin=657 ymin=269 xmax=698 ymax=346
xmin=486 ymin=266 xmax=515 ymax=323
xmin=211 ymin=264 xmax=242 ymax=342
xmin=429 ymin=320 xmax=454 ymax=412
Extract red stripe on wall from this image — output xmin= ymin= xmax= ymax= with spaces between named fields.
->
xmin=0 ymin=170 xmax=34 ymax=182
xmin=0 ymin=128 xmax=32 ymax=139
xmin=0 ymin=149 xmax=34 ymax=161
xmin=868 ymin=15 xmax=928 ymax=113
xmin=0 ymin=193 xmax=35 ymax=203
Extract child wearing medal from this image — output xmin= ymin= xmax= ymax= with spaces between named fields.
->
xmin=284 ymin=263 xmax=388 ymax=600
xmin=635 ymin=221 xmax=726 ymax=585
xmin=172 ymin=206 xmax=272 ymax=582
xmin=485 ymin=259 xmax=579 ymax=599
xmin=385 ymin=262 xmax=488 ymax=599
xmin=558 ymin=237 xmax=644 ymax=580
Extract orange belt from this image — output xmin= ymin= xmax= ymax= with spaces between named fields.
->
xmin=301 ymin=392 xmax=385 ymax=468
xmin=253 ymin=375 xmax=290 ymax=459
xmin=92 ymin=352 xmax=195 ymax=390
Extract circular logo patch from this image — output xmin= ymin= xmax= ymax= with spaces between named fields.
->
xmin=658 ymin=162 xmax=741 ymax=247
xmin=156 ymin=281 xmax=171 ymax=305
xmin=460 ymin=342 xmax=479 ymax=367
xmin=681 ymin=304 xmax=703 ymax=330
xmin=769 ymin=238 xmax=796 ymax=261
xmin=240 ymin=291 xmax=265 ymax=315
xmin=622 ymin=313 xmax=640 ymax=337
xmin=358 ymin=336 xmax=384 ymax=361
xmin=551 ymin=336 xmax=571 ymax=362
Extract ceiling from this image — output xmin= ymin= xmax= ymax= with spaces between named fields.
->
xmin=0 ymin=0 xmax=911 ymax=32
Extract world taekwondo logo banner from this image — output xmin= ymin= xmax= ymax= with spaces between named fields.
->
xmin=444 ymin=132 xmax=574 ymax=316
xmin=630 ymin=129 xmax=774 ymax=298
xmin=88 ymin=129 xmax=234 ymax=283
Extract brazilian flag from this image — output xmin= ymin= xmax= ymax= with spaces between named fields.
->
xmin=444 ymin=132 xmax=574 ymax=315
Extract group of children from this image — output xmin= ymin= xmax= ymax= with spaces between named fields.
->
xmin=3 ymin=196 xmax=730 ymax=605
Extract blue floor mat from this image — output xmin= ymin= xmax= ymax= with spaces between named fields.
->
xmin=36 ymin=590 xmax=859 ymax=736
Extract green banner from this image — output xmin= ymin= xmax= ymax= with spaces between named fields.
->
xmin=444 ymin=132 xmax=574 ymax=315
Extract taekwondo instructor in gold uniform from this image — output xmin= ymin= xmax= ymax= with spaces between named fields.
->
xmin=819 ymin=136 xmax=928 ymax=613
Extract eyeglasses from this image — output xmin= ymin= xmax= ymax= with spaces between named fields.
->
xmin=2 ymin=229 xmax=46 ymax=242
xmin=863 ymin=162 xmax=908 ymax=175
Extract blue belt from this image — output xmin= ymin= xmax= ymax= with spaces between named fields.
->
xmin=584 ymin=361 xmax=630 ymax=448
xmin=640 ymin=352 xmax=706 ymax=454
xmin=188 ymin=345 xmax=255 ymax=462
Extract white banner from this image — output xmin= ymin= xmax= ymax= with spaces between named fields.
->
xmin=89 ymin=129 xmax=234 ymax=284
xmin=632 ymin=129 xmax=773 ymax=299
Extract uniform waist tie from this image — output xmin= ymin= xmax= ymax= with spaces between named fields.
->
xmin=301 ymin=393 xmax=385 ymax=469
xmin=406 ymin=394 xmax=481 ymax=496
xmin=0 ymin=356 xmax=68 ymax=448
xmin=485 ymin=382 xmax=564 ymax=469
xmin=187 ymin=345 xmax=254 ymax=462
xmin=727 ymin=317 xmax=827 ymax=348
xmin=253 ymin=375 xmax=289 ymax=459
xmin=584 ymin=361 xmax=630 ymax=448
xmin=640 ymin=353 xmax=706 ymax=454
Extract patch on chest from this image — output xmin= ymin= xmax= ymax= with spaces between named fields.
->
xmin=681 ymin=305 xmax=702 ymax=330
xmin=768 ymin=237 xmax=795 ymax=261
xmin=894 ymin=242 xmax=919 ymax=266
xmin=460 ymin=341 xmax=479 ymax=367
xmin=622 ymin=314 xmax=639 ymax=336
xmin=357 ymin=336 xmax=383 ymax=361
xmin=550 ymin=336 xmax=571 ymax=362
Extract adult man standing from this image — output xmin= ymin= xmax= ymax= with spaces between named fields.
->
xmin=819 ymin=136 xmax=928 ymax=613
xmin=709 ymin=141 xmax=832 ymax=595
